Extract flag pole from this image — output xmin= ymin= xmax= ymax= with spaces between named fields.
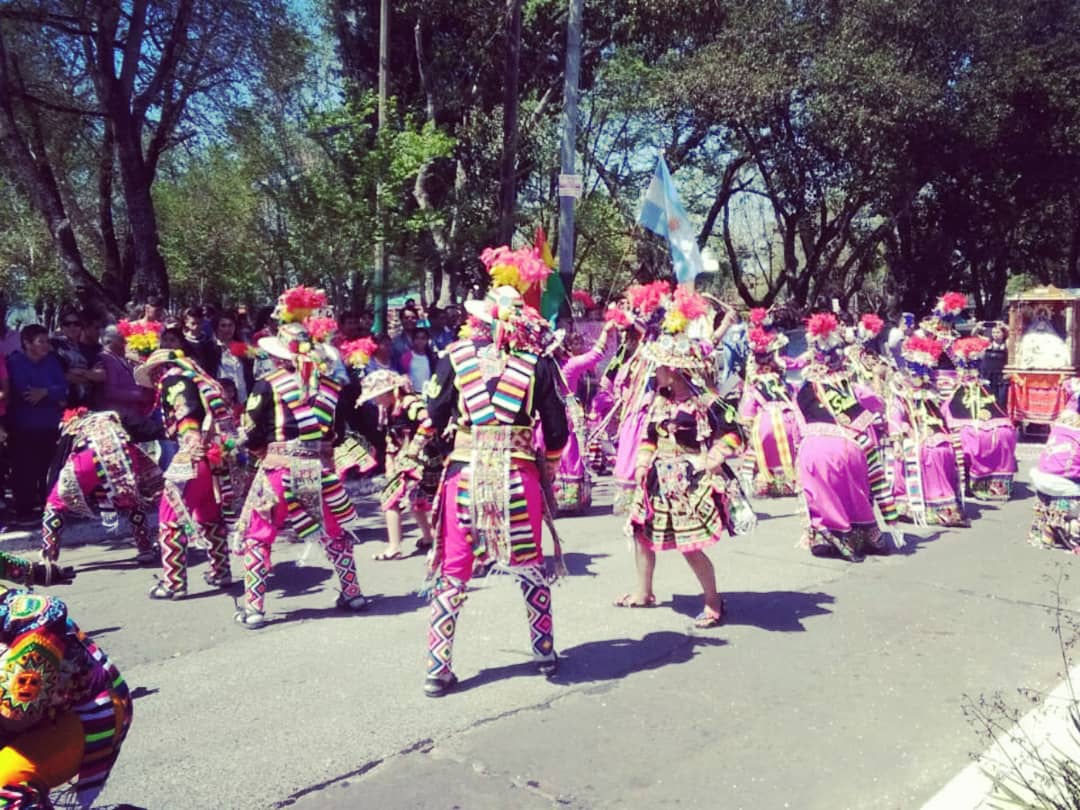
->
xmin=557 ymin=0 xmax=584 ymax=318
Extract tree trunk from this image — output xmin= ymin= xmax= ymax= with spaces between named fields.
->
xmin=97 ymin=120 xmax=129 ymax=304
xmin=111 ymin=113 xmax=170 ymax=305
xmin=0 ymin=46 xmax=114 ymax=314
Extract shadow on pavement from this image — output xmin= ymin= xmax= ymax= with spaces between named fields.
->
xmin=128 ymin=686 xmax=159 ymax=701
xmin=1011 ymin=481 xmax=1034 ymax=500
xmin=271 ymin=590 xmax=427 ymax=626
xmin=363 ymin=591 xmax=426 ymax=616
xmin=670 ymin=590 xmax=835 ymax=632
xmin=562 ymin=551 xmax=609 ymax=577
xmin=892 ymin=530 xmax=944 ymax=557
xmin=459 ymin=630 xmax=728 ymax=692
xmin=82 ymin=625 xmax=123 ymax=638
xmin=74 ymin=558 xmax=149 ymax=573
xmin=268 ymin=560 xmax=333 ymax=598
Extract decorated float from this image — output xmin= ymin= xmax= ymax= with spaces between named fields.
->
xmin=1005 ymin=286 xmax=1080 ymax=429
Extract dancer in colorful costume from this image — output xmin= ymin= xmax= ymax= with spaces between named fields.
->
xmin=586 ymin=308 xmax=637 ymax=476
xmin=795 ymin=313 xmax=901 ymax=560
xmin=357 ymin=370 xmax=439 ymax=560
xmin=136 ymin=350 xmax=244 ymax=599
xmin=611 ymin=282 xmax=670 ymax=513
xmin=334 ymin=337 xmax=381 ymax=480
xmin=738 ymin=325 xmax=800 ymax=497
xmin=551 ymin=321 xmax=617 ymax=513
xmin=919 ymin=292 xmax=966 ymax=396
xmin=233 ymin=288 xmax=368 ymax=628
xmin=945 ymin=336 xmax=1018 ymax=501
xmin=618 ymin=287 xmax=744 ymax=626
xmin=1029 ymin=380 xmax=1080 ymax=552
xmin=0 ymin=581 xmax=132 ymax=810
xmin=887 ymin=336 xmax=968 ymax=526
xmin=420 ymin=277 xmax=568 ymax=697
xmin=41 ymin=408 xmax=163 ymax=566
xmin=847 ymin=314 xmax=889 ymax=394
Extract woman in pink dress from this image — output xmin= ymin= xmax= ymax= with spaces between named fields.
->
xmin=795 ymin=313 xmax=901 ymax=561
xmin=1029 ymin=382 xmax=1080 ymax=552
xmin=738 ymin=327 xmax=800 ymax=497
xmin=551 ymin=320 xmax=617 ymax=512
xmin=944 ymin=337 xmax=1017 ymax=501
xmin=887 ymin=335 xmax=968 ymax=526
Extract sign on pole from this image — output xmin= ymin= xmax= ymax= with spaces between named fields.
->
xmin=558 ymin=173 xmax=583 ymax=199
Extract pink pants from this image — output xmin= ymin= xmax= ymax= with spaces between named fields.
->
xmin=158 ymin=459 xmax=221 ymax=527
xmin=438 ymin=462 xmax=544 ymax=583
xmin=243 ymin=468 xmax=346 ymax=545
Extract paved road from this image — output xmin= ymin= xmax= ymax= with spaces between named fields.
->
xmin=19 ymin=444 xmax=1080 ymax=809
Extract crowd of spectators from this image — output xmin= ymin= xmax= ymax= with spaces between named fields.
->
xmin=0 ymin=293 xmax=464 ymax=526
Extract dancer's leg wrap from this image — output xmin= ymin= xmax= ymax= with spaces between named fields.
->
xmin=203 ymin=523 xmax=230 ymax=579
xmin=242 ymin=539 xmax=271 ymax=614
xmin=41 ymin=505 xmax=64 ymax=562
xmin=129 ymin=508 xmax=150 ymax=553
xmin=158 ymin=522 xmax=187 ymax=591
xmin=427 ymin=582 xmax=466 ymax=677
xmin=517 ymin=568 xmax=555 ymax=660
xmin=322 ymin=538 xmax=361 ymax=599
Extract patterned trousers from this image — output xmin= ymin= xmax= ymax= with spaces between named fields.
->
xmin=426 ymin=568 xmax=554 ymax=678
xmin=239 ymin=536 xmax=361 ymax=615
xmin=42 ymin=448 xmax=153 ymax=561
xmin=158 ymin=465 xmax=230 ymax=591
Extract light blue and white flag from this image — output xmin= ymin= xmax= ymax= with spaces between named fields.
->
xmin=637 ymin=157 xmax=705 ymax=285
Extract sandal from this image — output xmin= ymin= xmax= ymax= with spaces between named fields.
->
xmin=613 ymin=593 xmax=657 ymax=608
xmin=372 ymin=550 xmax=405 ymax=561
xmin=693 ymin=600 xmax=726 ymax=629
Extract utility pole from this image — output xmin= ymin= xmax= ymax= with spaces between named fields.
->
xmin=497 ymin=0 xmax=523 ymax=245
xmin=558 ymin=0 xmax=584 ymax=309
xmin=373 ymin=0 xmax=390 ymax=334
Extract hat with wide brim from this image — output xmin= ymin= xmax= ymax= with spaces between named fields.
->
xmin=257 ymin=322 xmax=319 ymax=362
xmin=134 ymin=348 xmax=195 ymax=387
xmin=463 ymin=285 xmax=525 ymax=324
xmin=357 ymin=369 xmax=411 ymax=404
xmin=641 ymin=333 xmax=711 ymax=369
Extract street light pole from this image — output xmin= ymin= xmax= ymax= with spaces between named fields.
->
xmin=558 ymin=0 xmax=583 ymax=309
xmin=373 ymin=0 xmax=390 ymax=334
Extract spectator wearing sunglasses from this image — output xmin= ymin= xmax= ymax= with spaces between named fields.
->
xmin=51 ymin=309 xmax=94 ymax=408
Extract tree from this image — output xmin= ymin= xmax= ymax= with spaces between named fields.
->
xmin=0 ymin=0 xmax=305 ymax=310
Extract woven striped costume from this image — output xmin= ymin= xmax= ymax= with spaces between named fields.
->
xmin=737 ymin=374 xmax=800 ymax=497
xmin=233 ymin=368 xmax=364 ymax=617
xmin=886 ymin=382 xmax=968 ymax=527
xmin=422 ymin=336 xmax=568 ymax=687
xmin=379 ymin=392 xmax=443 ymax=514
xmin=42 ymin=411 xmax=163 ymax=563
xmin=0 ymin=590 xmax=131 ymax=810
xmin=149 ymin=354 xmax=246 ymax=596
xmin=795 ymin=370 xmax=899 ymax=560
